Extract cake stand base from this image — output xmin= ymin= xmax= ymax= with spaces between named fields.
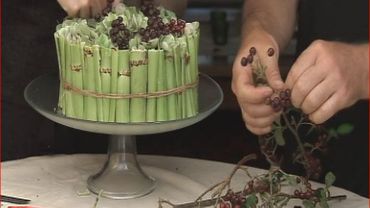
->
xmin=24 ymin=73 xmax=223 ymax=200
xmin=87 ymin=135 xmax=155 ymax=199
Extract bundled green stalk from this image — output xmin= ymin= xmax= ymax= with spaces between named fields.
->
xmin=83 ymin=46 xmax=98 ymax=121
xmin=165 ymin=51 xmax=177 ymax=121
xmin=54 ymin=2 xmax=200 ymax=123
xmin=130 ymin=50 xmax=148 ymax=122
xmin=116 ymin=50 xmax=130 ymax=123
xmin=54 ymin=35 xmax=66 ymax=114
xmin=109 ymin=49 xmax=119 ymax=122
xmin=147 ymin=49 xmax=160 ymax=122
xmin=156 ymin=51 xmax=168 ymax=121
xmin=64 ymin=40 xmax=75 ymax=118
xmin=93 ymin=45 xmax=104 ymax=121
xmin=178 ymin=36 xmax=191 ymax=118
xmin=173 ymin=44 xmax=183 ymax=118
xmin=70 ymin=43 xmax=85 ymax=119
xmin=100 ymin=47 xmax=112 ymax=122
xmin=186 ymin=24 xmax=200 ymax=116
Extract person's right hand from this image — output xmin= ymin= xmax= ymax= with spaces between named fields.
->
xmin=232 ymin=28 xmax=285 ymax=135
xmin=57 ymin=0 xmax=119 ymax=18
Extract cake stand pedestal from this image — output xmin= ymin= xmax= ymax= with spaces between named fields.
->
xmin=24 ymin=73 xmax=223 ymax=199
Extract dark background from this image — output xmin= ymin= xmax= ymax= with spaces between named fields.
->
xmin=2 ymin=0 xmax=369 ymax=198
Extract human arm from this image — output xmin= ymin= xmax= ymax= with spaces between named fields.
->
xmin=231 ymin=0 xmax=299 ymax=135
xmin=57 ymin=0 xmax=187 ymax=18
xmin=155 ymin=0 xmax=187 ymax=17
xmin=286 ymin=41 xmax=369 ymax=124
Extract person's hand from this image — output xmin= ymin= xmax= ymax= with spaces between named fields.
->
xmin=57 ymin=0 xmax=119 ymax=18
xmin=232 ymin=29 xmax=285 ymax=135
xmin=286 ymin=40 xmax=369 ymax=124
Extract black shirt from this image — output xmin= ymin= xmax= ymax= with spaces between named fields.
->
xmin=297 ymin=0 xmax=368 ymax=54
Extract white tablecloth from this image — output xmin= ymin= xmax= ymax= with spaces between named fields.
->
xmin=2 ymin=154 xmax=368 ymax=208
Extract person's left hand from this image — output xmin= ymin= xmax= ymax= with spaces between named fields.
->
xmin=57 ymin=0 xmax=119 ymax=18
xmin=286 ymin=40 xmax=369 ymax=124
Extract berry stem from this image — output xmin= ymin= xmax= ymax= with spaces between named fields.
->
xmin=282 ymin=112 xmax=310 ymax=175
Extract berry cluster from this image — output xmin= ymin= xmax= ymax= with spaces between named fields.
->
xmin=98 ymin=0 xmax=188 ymax=45
xmin=240 ymin=47 xmax=256 ymax=66
xmin=240 ymin=47 xmax=275 ymax=67
xmin=139 ymin=17 xmax=186 ymax=42
xmin=139 ymin=1 xmax=186 ymax=42
xmin=305 ymin=152 xmax=322 ymax=179
xmin=109 ymin=16 xmax=131 ymax=49
xmin=293 ymin=178 xmax=315 ymax=199
xmin=141 ymin=0 xmax=160 ymax=17
xmin=220 ymin=190 xmax=247 ymax=208
xmin=138 ymin=16 xmax=164 ymax=42
xmin=265 ymin=89 xmax=291 ymax=112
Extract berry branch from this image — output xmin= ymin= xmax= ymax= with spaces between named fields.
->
xmin=157 ymin=46 xmax=353 ymax=208
xmin=158 ymin=154 xmax=346 ymax=208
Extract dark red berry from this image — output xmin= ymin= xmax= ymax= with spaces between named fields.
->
xmin=279 ymin=90 xmax=288 ymax=99
xmin=246 ymin=54 xmax=253 ymax=63
xmin=281 ymin=99 xmax=291 ymax=108
xmin=95 ymin=14 xmax=102 ymax=22
xmin=265 ymin=97 xmax=272 ymax=105
xmin=170 ymin=19 xmax=177 ymax=25
xmin=273 ymin=97 xmax=281 ymax=104
xmin=267 ymin=48 xmax=275 ymax=56
xmin=272 ymin=104 xmax=282 ymax=112
xmin=241 ymin=57 xmax=248 ymax=66
xmin=285 ymin=89 xmax=291 ymax=97
xmin=118 ymin=24 xmax=126 ymax=30
xmin=294 ymin=190 xmax=300 ymax=196
xmin=102 ymin=7 xmax=111 ymax=16
xmin=249 ymin=47 xmax=256 ymax=55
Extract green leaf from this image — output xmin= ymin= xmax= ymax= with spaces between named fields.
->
xmin=325 ymin=172 xmax=336 ymax=188
xmin=274 ymin=128 xmax=285 ymax=146
xmin=317 ymin=188 xmax=329 ymax=208
xmin=319 ymin=200 xmax=329 ymax=208
xmin=285 ymin=175 xmax=298 ymax=186
xmin=245 ymin=194 xmax=258 ymax=208
xmin=336 ymin=123 xmax=354 ymax=135
xmin=317 ymin=188 xmax=326 ymax=199
xmin=302 ymin=200 xmax=315 ymax=208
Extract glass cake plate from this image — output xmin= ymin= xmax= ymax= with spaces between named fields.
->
xmin=24 ymin=72 xmax=223 ymax=199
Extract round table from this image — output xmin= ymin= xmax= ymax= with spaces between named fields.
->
xmin=2 ymin=154 xmax=368 ymax=208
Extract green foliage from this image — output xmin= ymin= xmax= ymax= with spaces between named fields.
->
xmin=336 ymin=123 xmax=354 ymax=135
xmin=274 ymin=128 xmax=286 ymax=146
xmin=325 ymin=172 xmax=336 ymax=188
xmin=245 ymin=194 xmax=258 ymax=208
xmin=302 ymin=200 xmax=315 ymax=208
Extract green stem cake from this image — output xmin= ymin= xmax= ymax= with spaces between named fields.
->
xmin=54 ymin=1 xmax=200 ymax=123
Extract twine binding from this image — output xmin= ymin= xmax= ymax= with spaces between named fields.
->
xmin=71 ymin=65 xmax=82 ymax=72
xmin=62 ymin=79 xmax=198 ymax=99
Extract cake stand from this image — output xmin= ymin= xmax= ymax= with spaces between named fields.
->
xmin=24 ymin=73 xmax=223 ymax=199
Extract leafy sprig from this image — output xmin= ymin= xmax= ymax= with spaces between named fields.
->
xmin=158 ymin=154 xmax=346 ymax=208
